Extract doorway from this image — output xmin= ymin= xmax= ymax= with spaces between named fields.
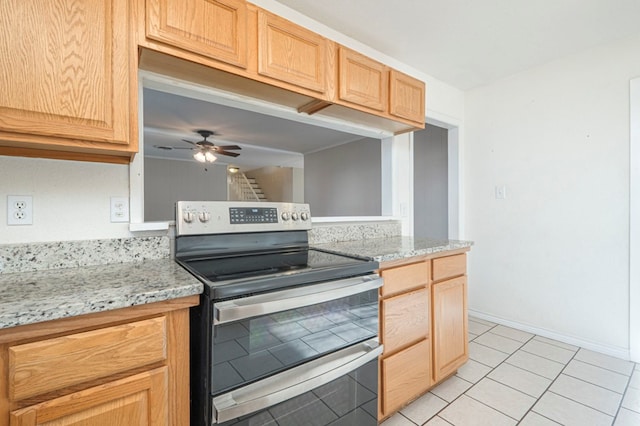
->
xmin=413 ymin=124 xmax=449 ymax=239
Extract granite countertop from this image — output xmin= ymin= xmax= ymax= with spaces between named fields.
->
xmin=0 ymin=259 xmax=203 ymax=330
xmin=314 ymin=236 xmax=473 ymax=263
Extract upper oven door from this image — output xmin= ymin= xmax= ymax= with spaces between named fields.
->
xmin=210 ymin=274 xmax=382 ymax=396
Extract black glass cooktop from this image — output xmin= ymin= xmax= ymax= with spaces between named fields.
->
xmin=178 ymin=248 xmax=377 ymax=300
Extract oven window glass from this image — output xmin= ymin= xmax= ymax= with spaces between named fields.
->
xmin=217 ymin=359 xmax=378 ymax=426
xmin=212 ymin=288 xmax=378 ymax=395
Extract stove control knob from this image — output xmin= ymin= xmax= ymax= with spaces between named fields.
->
xmin=291 ymin=212 xmax=299 ymax=221
xmin=301 ymin=212 xmax=309 ymax=221
xmin=198 ymin=211 xmax=211 ymax=223
xmin=281 ymin=212 xmax=290 ymax=221
xmin=183 ymin=211 xmax=195 ymax=223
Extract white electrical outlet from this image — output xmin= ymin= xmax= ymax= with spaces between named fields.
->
xmin=7 ymin=195 xmax=33 ymax=225
xmin=110 ymin=197 xmax=129 ymax=223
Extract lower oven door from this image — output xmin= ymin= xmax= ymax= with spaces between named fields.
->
xmin=211 ymin=274 xmax=382 ymax=396
xmin=212 ymin=337 xmax=382 ymax=425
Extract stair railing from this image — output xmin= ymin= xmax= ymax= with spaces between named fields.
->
xmin=229 ymin=172 xmax=262 ymax=201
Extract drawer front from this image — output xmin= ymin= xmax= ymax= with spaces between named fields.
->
xmin=432 ymin=253 xmax=466 ymax=282
xmin=380 ymin=261 xmax=429 ymax=297
xmin=381 ymin=338 xmax=431 ymax=416
xmin=9 ymin=317 xmax=167 ymax=401
xmin=381 ymin=288 xmax=429 ymax=355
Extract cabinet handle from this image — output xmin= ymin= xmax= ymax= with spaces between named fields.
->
xmin=214 ymin=274 xmax=382 ymax=324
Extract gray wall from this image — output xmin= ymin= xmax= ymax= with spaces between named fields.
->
xmin=144 ymin=157 xmax=227 ymax=221
xmin=304 ymin=138 xmax=381 ymax=216
xmin=414 ymin=124 xmax=448 ymax=238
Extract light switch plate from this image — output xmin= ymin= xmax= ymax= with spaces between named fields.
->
xmin=110 ymin=197 xmax=129 ymax=223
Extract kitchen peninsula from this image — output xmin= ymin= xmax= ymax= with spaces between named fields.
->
xmin=315 ymin=236 xmax=473 ymax=421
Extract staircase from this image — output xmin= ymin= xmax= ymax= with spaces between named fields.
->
xmin=229 ymin=172 xmax=267 ymax=201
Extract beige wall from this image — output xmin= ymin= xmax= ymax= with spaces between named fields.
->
xmin=246 ymin=166 xmax=304 ymax=202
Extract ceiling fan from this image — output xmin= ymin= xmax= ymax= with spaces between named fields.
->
xmin=154 ymin=130 xmax=241 ymax=163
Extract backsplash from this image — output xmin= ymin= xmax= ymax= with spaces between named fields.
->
xmin=0 ymin=237 xmax=170 ymax=274
xmin=309 ymin=221 xmax=402 ymax=244
xmin=0 ymin=222 xmax=401 ymax=274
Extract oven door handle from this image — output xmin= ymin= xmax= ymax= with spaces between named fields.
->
xmin=212 ymin=337 xmax=382 ymax=424
xmin=214 ymin=273 xmax=382 ymax=324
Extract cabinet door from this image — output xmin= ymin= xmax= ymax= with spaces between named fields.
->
xmin=0 ymin=0 xmax=132 ymax=147
xmin=380 ymin=339 xmax=431 ymax=416
xmin=381 ymin=288 xmax=429 ymax=355
xmin=389 ymin=69 xmax=425 ymax=125
xmin=432 ymin=276 xmax=468 ymax=383
xmin=257 ymin=10 xmax=328 ymax=94
xmin=338 ymin=47 xmax=388 ymax=112
xmin=10 ymin=368 xmax=168 ymax=426
xmin=146 ymin=0 xmax=247 ymax=68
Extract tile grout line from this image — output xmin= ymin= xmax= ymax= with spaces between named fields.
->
xmin=611 ymin=368 xmax=636 ymax=423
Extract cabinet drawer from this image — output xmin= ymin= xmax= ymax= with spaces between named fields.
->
xmin=9 ymin=317 xmax=167 ymax=401
xmin=432 ymin=253 xmax=466 ymax=282
xmin=381 ymin=288 xmax=429 ymax=355
xmin=381 ymin=339 xmax=431 ymax=416
xmin=380 ymin=261 xmax=429 ymax=297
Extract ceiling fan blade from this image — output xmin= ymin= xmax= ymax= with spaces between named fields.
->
xmin=214 ymin=145 xmax=242 ymax=151
xmin=181 ymin=139 xmax=199 ymax=146
xmin=216 ymin=150 xmax=240 ymax=157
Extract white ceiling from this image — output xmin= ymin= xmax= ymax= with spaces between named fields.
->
xmin=143 ymin=89 xmax=366 ymax=169
xmin=144 ymin=1 xmax=640 ymax=168
xmin=274 ymin=0 xmax=640 ymax=90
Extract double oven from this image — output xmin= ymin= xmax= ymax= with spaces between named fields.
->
xmin=175 ymin=201 xmax=382 ymax=426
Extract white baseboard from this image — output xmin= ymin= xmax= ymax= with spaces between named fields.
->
xmin=468 ymin=309 xmax=631 ymax=361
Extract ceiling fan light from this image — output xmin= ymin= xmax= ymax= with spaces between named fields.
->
xmin=194 ymin=151 xmax=206 ymax=162
xmin=205 ymin=151 xmax=217 ymax=162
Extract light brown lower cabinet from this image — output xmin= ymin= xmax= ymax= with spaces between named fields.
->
xmin=378 ymin=250 xmax=469 ymax=421
xmin=0 ymin=295 xmax=198 ymax=426
xmin=10 ymin=367 xmax=168 ymax=426
xmin=381 ymin=338 xmax=431 ymax=415
xmin=432 ymin=276 xmax=468 ymax=383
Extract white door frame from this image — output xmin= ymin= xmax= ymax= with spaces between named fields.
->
xmin=630 ymin=77 xmax=640 ymax=362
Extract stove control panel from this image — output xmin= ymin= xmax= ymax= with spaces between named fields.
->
xmin=176 ymin=201 xmax=312 ymax=235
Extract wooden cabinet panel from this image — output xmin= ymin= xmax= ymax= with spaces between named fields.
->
xmin=9 ymin=367 xmax=168 ymax=426
xmin=381 ymin=288 xmax=429 ymax=355
xmin=9 ymin=318 xmax=166 ymax=400
xmin=381 ymin=339 xmax=431 ymax=416
xmin=257 ymin=10 xmax=329 ymax=94
xmin=380 ymin=261 xmax=429 ymax=297
xmin=432 ymin=253 xmax=467 ymax=282
xmin=338 ymin=47 xmax=388 ymax=111
xmin=0 ymin=0 xmax=134 ymax=150
xmin=432 ymin=276 xmax=468 ymax=383
xmin=146 ymin=0 xmax=247 ymax=68
xmin=389 ymin=69 xmax=425 ymax=125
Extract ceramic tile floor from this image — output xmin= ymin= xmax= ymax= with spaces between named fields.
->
xmin=381 ymin=317 xmax=640 ymax=426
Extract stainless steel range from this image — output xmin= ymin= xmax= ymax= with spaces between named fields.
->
xmin=175 ymin=201 xmax=382 ymax=426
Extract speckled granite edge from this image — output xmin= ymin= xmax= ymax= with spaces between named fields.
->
xmin=0 ymin=259 xmax=202 ymax=329
xmin=313 ymin=236 xmax=474 ymax=263
xmin=309 ymin=221 xmax=402 ymax=244
xmin=0 ymin=236 xmax=171 ymax=274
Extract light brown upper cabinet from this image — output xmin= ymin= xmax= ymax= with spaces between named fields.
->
xmin=0 ymin=0 xmax=136 ymax=163
xmin=389 ymin=69 xmax=426 ymax=125
xmin=257 ymin=9 xmax=331 ymax=95
xmin=146 ymin=0 xmax=248 ymax=69
xmin=338 ymin=47 xmax=388 ymax=112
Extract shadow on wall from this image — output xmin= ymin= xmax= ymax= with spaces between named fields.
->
xmin=304 ymin=137 xmax=382 ymax=217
